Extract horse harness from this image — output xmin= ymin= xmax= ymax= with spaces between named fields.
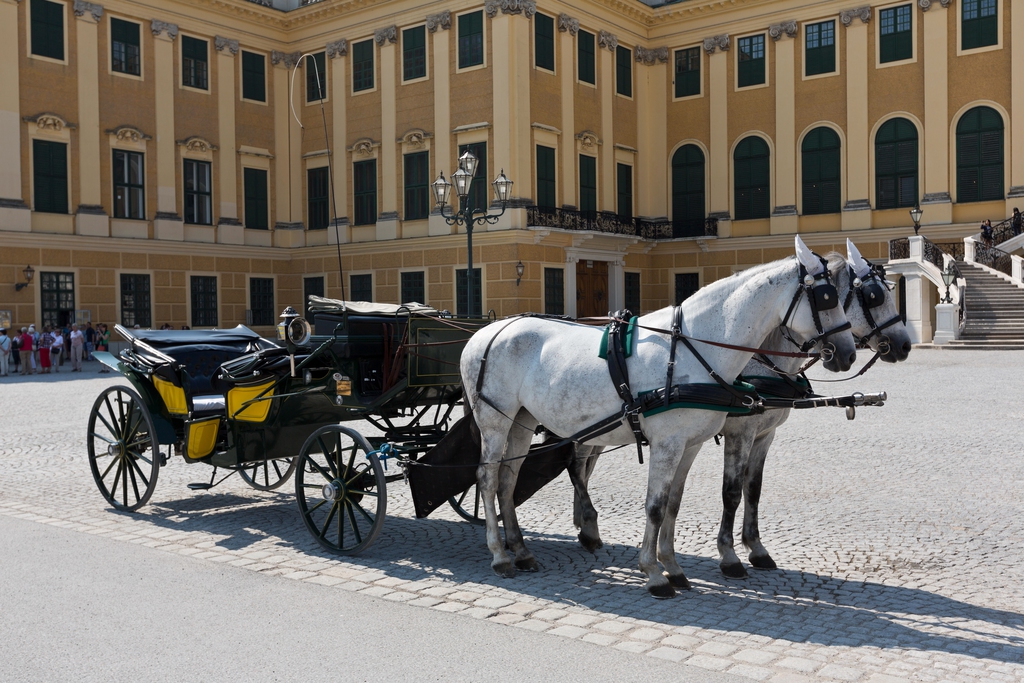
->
xmin=842 ymin=263 xmax=903 ymax=355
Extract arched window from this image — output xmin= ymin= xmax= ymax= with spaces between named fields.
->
xmin=671 ymin=145 xmax=705 ymax=237
xmin=734 ymin=136 xmax=770 ymax=220
xmin=801 ymin=128 xmax=841 ymax=215
xmin=956 ymin=106 xmax=1003 ymax=203
xmin=875 ymin=118 xmax=918 ymax=209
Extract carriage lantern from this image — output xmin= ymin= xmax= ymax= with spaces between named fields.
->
xmin=940 ymin=264 xmax=956 ymax=304
xmin=277 ymin=306 xmax=299 ymax=343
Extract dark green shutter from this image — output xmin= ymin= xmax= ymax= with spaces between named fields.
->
xmin=579 ymin=155 xmax=597 ymax=213
xmin=401 ymin=271 xmax=425 ymax=305
xmin=403 ymin=26 xmax=426 ymax=81
xmin=456 ymin=268 xmax=481 ymax=316
xmin=624 ymin=272 xmax=640 ymax=314
xmin=350 ymin=274 xmax=372 ymax=302
xmin=675 ymin=273 xmax=700 ymax=304
xmin=876 ymin=118 xmax=918 ymax=209
xmin=353 ymin=40 xmax=374 ymax=92
xmin=674 ymin=47 xmax=700 ymax=98
xmin=33 ymin=139 xmax=67 ymax=214
xmin=244 ymin=167 xmax=268 ymax=229
xmin=578 ymin=30 xmax=595 ymax=84
xmin=957 ymin=106 xmax=1004 ymax=203
xmin=535 ymin=13 xmax=554 ymax=70
xmin=544 ymin=268 xmax=564 ymax=315
xmin=306 ymin=52 xmax=326 ymax=102
xmin=404 ymin=151 xmax=430 ymax=220
xmin=242 ymin=51 xmax=266 ymax=102
xmin=536 ymin=146 xmax=556 ymax=209
xmin=738 ymin=35 xmax=765 ymax=88
xmin=616 ymin=163 xmax=632 ymax=219
xmin=963 ymin=0 xmax=998 ymax=50
xmin=354 ymin=159 xmax=377 ymax=225
xmin=30 ymin=0 xmax=64 ymax=60
xmin=801 ymin=128 xmax=841 ymax=215
xmin=458 ymin=142 xmax=488 ymax=212
xmin=805 ymin=21 xmax=835 ymax=76
xmin=458 ymin=11 xmax=484 ymax=68
xmin=880 ymin=6 xmax=913 ymax=63
xmin=734 ymin=137 xmax=770 ymax=220
xmin=616 ymin=46 xmax=632 ymax=97
xmin=672 ymin=144 xmax=705 ymax=237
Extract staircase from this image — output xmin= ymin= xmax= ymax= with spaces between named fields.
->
xmin=946 ymin=262 xmax=1024 ymax=349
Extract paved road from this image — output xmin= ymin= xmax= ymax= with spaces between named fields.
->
xmin=0 ymin=351 xmax=1022 ymax=682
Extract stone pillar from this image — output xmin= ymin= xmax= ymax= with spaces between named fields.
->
xmin=558 ymin=14 xmax=577 ymax=210
xmin=770 ymin=21 xmax=798 ymax=235
xmin=74 ymin=1 xmax=108 ymax=236
xmin=635 ymin=46 xmax=668 ymax=219
xmin=904 ymin=273 xmax=933 ymax=343
xmin=599 ymin=32 xmax=616 ymax=211
xmin=428 ymin=11 xmax=452 ymax=236
xmin=608 ymin=258 xmax=624 ymax=311
xmin=705 ymin=35 xmax=731 ymax=237
xmin=215 ymin=36 xmax=241 ymax=243
xmin=565 ymin=255 xmax=578 ymax=318
xmin=271 ymin=51 xmax=301 ymax=233
xmin=376 ymin=26 xmax=399 ymax=240
xmin=1009 ymin=0 xmax=1024 ymax=205
xmin=932 ymin=302 xmax=959 ymax=344
xmin=327 ymin=39 xmax=350 ymax=244
xmin=921 ymin=1 xmax=952 ymax=224
xmin=0 ymin=0 xmax=29 ymax=231
xmin=152 ymin=20 xmax=183 ymax=240
xmin=841 ymin=8 xmax=871 ymax=230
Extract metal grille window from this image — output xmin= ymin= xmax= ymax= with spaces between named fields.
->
xmin=805 ymin=20 xmax=835 ymax=76
xmin=182 ymin=36 xmax=208 ymax=90
xmin=243 ymin=167 xmax=268 ymax=229
xmin=190 ymin=276 xmax=218 ymax=327
xmin=111 ymin=18 xmax=141 ymax=75
xmin=306 ymin=51 xmax=326 ymax=102
xmin=956 ymin=106 xmax=1004 ymax=203
xmin=616 ymin=46 xmax=632 ymax=97
xmin=671 ymin=144 xmax=706 ymax=237
xmin=577 ymin=29 xmax=595 ymax=84
xmin=456 ymin=268 xmax=482 ymax=317
xmin=242 ymin=50 xmax=266 ymax=102
xmin=801 ymin=127 xmax=842 ymax=215
xmin=33 ymin=139 xmax=68 ymax=214
xmin=617 ymin=163 xmax=633 ymax=219
xmin=404 ymin=151 xmax=430 ymax=220
xmin=737 ymin=35 xmax=765 ymax=88
xmin=674 ymin=47 xmax=700 ymax=98
xmin=350 ymin=274 xmax=372 ymax=302
xmin=544 ymin=268 xmax=564 ymax=315
xmin=184 ymin=159 xmax=213 ymax=225
xmin=307 ymin=166 xmax=330 ymax=229
xmin=400 ymin=271 xmax=425 ymax=305
xmin=875 ymin=118 xmax=918 ymax=209
xmin=734 ymin=137 xmax=771 ymax=220
xmin=353 ymin=160 xmax=377 ymax=225
xmin=41 ymin=272 xmax=74 ymax=329
xmin=536 ymin=145 xmax=556 ymax=209
xmin=579 ymin=155 xmax=597 ymax=214
xmin=120 ymin=274 xmax=151 ymax=328
xmin=352 ymin=39 xmax=374 ymax=92
xmin=249 ymin=278 xmax=274 ymax=326
xmin=675 ymin=273 xmax=700 ymax=305
xmin=962 ymin=0 xmax=998 ymax=51
xmin=113 ymin=150 xmax=145 ymax=219
xmin=535 ymin=12 xmax=554 ymax=70
xmin=458 ymin=11 xmax=484 ymax=68
xmin=625 ymin=272 xmax=641 ymax=314
xmin=304 ymin=276 xmax=324 ymax=318
xmin=403 ymin=25 xmax=426 ymax=81
xmin=880 ymin=5 xmax=912 ymax=63
xmin=458 ymin=143 xmax=488 ymax=213
xmin=30 ymin=0 xmax=64 ymax=61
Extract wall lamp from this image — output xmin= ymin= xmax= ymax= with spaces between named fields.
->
xmin=14 ymin=265 xmax=35 ymax=292
xmin=515 ymin=260 xmax=525 ymax=286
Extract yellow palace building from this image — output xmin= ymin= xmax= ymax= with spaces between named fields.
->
xmin=0 ymin=0 xmax=1018 ymax=339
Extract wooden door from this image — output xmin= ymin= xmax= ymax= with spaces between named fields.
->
xmin=576 ymin=260 xmax=609 ymax=318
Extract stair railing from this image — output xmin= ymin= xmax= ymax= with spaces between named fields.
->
xmin=972 ymin=241 xmax=1013 ymax=276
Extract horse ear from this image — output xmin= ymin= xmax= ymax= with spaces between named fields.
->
xmin=795 ymin=235 xmax=824 ymax=275
xmin=846 ymin=239 xmax=872 ymax=278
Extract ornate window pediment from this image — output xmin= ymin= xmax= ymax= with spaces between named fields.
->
xmin=399 ymin=129 xmax=433 ymax=150
xmin=349 ymin=138 xmax=380 ymax=157
xmin=107 ymin=125 xmax=152 ymax=143
xmin=575 ymin=130 xmax=601 ymax=151
xmin=24 ymin=113 xmax=75 ymax=132
xmin=177 ymin=136 xmax=219 ymax=153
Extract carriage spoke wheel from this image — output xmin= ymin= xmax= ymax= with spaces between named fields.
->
xmin=239 ymin=458 xmax=297 ymax=491
xmin=449 ymin=483 xmax=485 ymax=525
xmin=296 ymin=425 xmax=386 ymax=555
xmin=87 ymin=385 xmax=161 ymax=512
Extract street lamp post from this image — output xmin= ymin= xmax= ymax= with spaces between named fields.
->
xmin=940 ymin=264 xmax=956 ymax=304
xmin=432 ymin=150 xmax=513 ymax=316
xmin=909 ymin=204 xmax=923 ymax=236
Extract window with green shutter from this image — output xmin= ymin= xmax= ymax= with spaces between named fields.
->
xmin=41 ymin=272 xmax=74 ymax=329
xmin=674 ymin=47 xmax=700 ymax=98
xmin=617 ymin=163 xmax=633 ymax=219
xmin=458 ymin=142 xmax=488 ymax=213
xmin=675 ymin=273 xmax=700 ymax=305
xmin=243 ymin=167 xmax=268 ymax=229
xmin=182 ymin=36 xmax=208 ymax=89
xmin=737 ymin=35 xmax=765 ymax=88
xmin=536 ymin=146 xmax=556 ymax=209
xmin=353 ymin=160 xmax=377 ymax=225
xmin=672 ymin=144 xmax=705 ymax=237
xmin=350 ymin=274 xmax=372 ymax=302
xmin=880 ymin=5 xmax=912 ymax=63
xmin=404 ymin=151 xmax=430 ymax=220
xmin=307 ymin=167 xmax=330 ymax=229
xmin=184 ymin=159 xmax=212 ymax=225
xmin=616 ymin=46 xmax=632 ymax=97
xmin=403 ymin=25 xmax=426 ymax=81
xmin=535 ymin=13 xmax=554 ymax=71
xmin=578 ymin=30 xmax=595 ymax=84
xmin=962 ymin=0 xmax=998 ymax=51
xmin=801 ymin=127 xmax=841 ymax=215
xmin=352 ymin=39 xmax=374 ymax=92
xmin=191 ymin=276 xmax=218 ymax=327
xmin=956 ymin=106 xmax=1003 ymax=203
xmin=734 ymin=137 xmax=770 ymax=220
xmin=458 ymin=11 xmax=484 ymax=68
xmin=579 ymin=155 xmax=597 ymax=214
xmin=624 ymin=272 xmax=641 ymax=314
xmin=401 ymin=271 xmax=425 ymax=305
xmin=456 ymin=268 xmax=482 ymax=316
xmin=113 ymin=150 xmax=145 ymax=219
xmin=30 ymin=0 xmax=64 ymax=61
xmin=242 ymin=51 xmax=266 ymax=102
xmin=544 ymin=268 xmax=564 ymax=315
xmin=33 ymin=139 xmax=68 ymax=214
xmin=111 ymin=18 xmax=140 ymax=75
xmin=875 ymin=118 xmax=918 ymax=209
xmin=306 ymin=52 xmax=326 ymax=102
xmin=120 ymin=274 xmax=151 ymax=328
xmin=805 ymin=20 xmax=835 ymax=76
xmin=249 ymin=278 xmax=274 ymax=326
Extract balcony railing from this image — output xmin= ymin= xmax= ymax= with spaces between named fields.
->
xmin=526 ymin=206 xmax=718 ymax=240
xmin=922 ymin=237 xmax=947 ymax=272
xmin=931 ymin=241 xmax=965 ymax=262
xmin=974 ymin=242 xmax=1012 ymax=276
xmin=889 ymin=237 xmax=910 ymax=261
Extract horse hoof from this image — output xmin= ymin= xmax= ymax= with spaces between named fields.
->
xmin=578 ymin=532 xmax=604 ymax=553
xmin=720 ymin=562 xmax=748 ymax=579
xmin=514 ymin=557 xmax=540 ymax=572
xmin=492 ymin=561 xmax=516 ymax=579
xmin=647 ymin=583 xmax=676 ymax=599
xmin=666 ymin=572 xmax=691 ymax=590
xmin=749 ymin=554 xmax=777 ymax=570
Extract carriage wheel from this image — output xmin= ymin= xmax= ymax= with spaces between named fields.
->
xmin=296 ymin=425 xmax=386 ymax=555
xmin=448 ymin=484 xmax=485 ymax=525
xmin=87 ymin=385 xmax=161 ymax=512
xmin=239 ymin=458 xmax=297 ymax=491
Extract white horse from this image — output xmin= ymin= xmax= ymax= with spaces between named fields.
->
xmin=461 ymin=237 xmax=859 ymax=597
xmin=716 ymin=241 xmax=912 ymax=577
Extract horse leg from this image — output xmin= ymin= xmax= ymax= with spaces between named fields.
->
xmin=657 ymin=444 xmax=702 ymax=590
xmin=496 ymin=411 xmax=540 ymax=572
xmin=743 ymin=429 xmax=778 ymax=570
xmin=475 ymin=410 xmax=516 ymax=578
xmin=568 ymin=446 xmax=603 ymax=552
xmin=640 ymin=442 xmax=687 ymax=599
xmin=718 ymin=425 xmax=754 ymax=579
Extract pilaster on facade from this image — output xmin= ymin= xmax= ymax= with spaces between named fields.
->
xmin=706 ymin=35 xmax=730 ymax=235
xmin=0 ymin=0 xmax=27 ymax=230
xmin=328 ymin=39 xmax=349 ymax=243
xmin=634 ymin=46 xmax=668 ymax=65
xmin=73 ymin=1 xmax=103 ymax=23
xmin=842 ymin=14 xmax=870 ymax=231
xmin=151 ymin=19 xmax=178 ymax=41
xmin=429 ymin=15 xmax=452 ymax=237
xmin=326 ymin=39 xmax=348 ymax=57
xmin=771 ymin=21 xmax=798 ymax=235
xmin=922 ymin=0 xmax=952 ymax=223
xmin=702 ymin=34 xmax=731 ymax=54
xmin=558 ymin=17 xmax=577 ymax=213
xmin=272 ymin=48 xmax=303 ymax=244
xmin=768 ymin=20 xmax=797 ymax=41
xmin=1011 ymin=0 xmax=1024 ymax=209
xmin=76 ymin=0 xmax=107 ymax=236
xmin=598 ymin=31 xmax=617 ymax=51
xmin=216 ymin=37 xmax=240 ymax=242
xmin=557 ymin=13 xmax=579 ymax=36
xmin=153 ymin=20 xmax=182 ymax=240
xmin=839 ymin=7 xmax=871 ymax=26
xmin=378 ymin=26 xmax=399 ymax=240
xmin=426 ymin=10 xmax=450 ymax=33
xmin=600 ymin=44 xmax=615 ymax=212
xmin=917 ymin=0 xmax=953 ymax=10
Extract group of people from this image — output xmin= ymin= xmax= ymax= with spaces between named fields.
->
xmin=0 ymin=322 xmax=112 ymax=377
xmin=980 ymin=207 xmax=1023 ymax=248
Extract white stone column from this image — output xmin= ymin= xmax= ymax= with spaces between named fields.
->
xmin=921 ymin=1 xmax=952 ymax=224
xmin=705 ymin=35 xmax=731 ymax=237
xmin=75 ymin=1 xmax=108 ymax=236
xmin=0 ymin=0 xmax=29 ymax=231
xmin=904 ymin=273 xmax=933 ymax=343
xmin=635 ymin=46 xmax=668 ymax=219
xmin=558 ymin=14 xmax=577 ymax=210
xmin=841 ymin=8 xmax=871 ymax=230
xmin=152 ymin=20 xmax=183 ymax=240
xmin=215 ymin=36 xmax=241 ymax=243
xmin=428 ymin=11 xmax=452 ymax=236
xmin=327 ymin=39 xmax=350 ymax=244
xmin=376 ymin=26 xmax=399 ymax=240
xmin=770 ymin=21 xmax=798 ymax=235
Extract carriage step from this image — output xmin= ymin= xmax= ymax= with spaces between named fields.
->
xmin=187 ymin=482 xmax=214 ymax=490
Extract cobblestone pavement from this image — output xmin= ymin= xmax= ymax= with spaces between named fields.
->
xmin=2 ymin=351 xmax=1023 ymax=682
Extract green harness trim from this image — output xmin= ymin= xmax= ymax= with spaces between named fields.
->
xmin=598 ymin=316 xmax=638 ymax=360
xmin=638 ymin=380 xmax=758 ymax=417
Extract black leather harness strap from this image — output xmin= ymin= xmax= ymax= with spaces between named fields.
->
xmin=605 ymin=309 xmax=648 ymax=464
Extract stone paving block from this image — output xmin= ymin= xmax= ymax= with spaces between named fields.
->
xmin=777 ymin=657 xmax=822 ymax=673
xmin=283 ymin=570 xmax=317 ymax=580
xmin=687 ymin=655 xmax=733 ymax=671
xmin=698 ymin=642 xmax=739 ymax=657
xmin=647 ymin=647 xmax=690 ymax=663
xmin=628 ymin=628 xmax=667 ymax=643
xmin=382 ymin=591 xmax=416 ymax=603
xmin=555 ymin=613 xmax=601 ymax=627
xmin=593 ymin=620 xmax=634 ymax=634
xmin=727 ymin=664 xmax=775 ymax=681
xmin=768 ymin=674 xmax=815 ymax=683
xmin=431 ymin=601 xmax=468 ymax=613
xmin=734 ymin=649 xmax=778 ymax=665
xmin=513 ymin=619 xmax=552 ymax=633
xmin=614 ymin=641 xmax=654 ymax=654
xmin=335 ymin=581 xmax=368 ymax=591
xmin=581 ymin=633 xmax=620 ymax=647
xmin=487 ymin=613 xmax=525 ymax=625
xmin=498 ymin=601 xmax=541 ymax=616
xmin=304 ymin=575 xmax=345 ymax=587
xmin=474 ymin=597 xmax=514 ymax=610
xmin=446 ymin=591 xmax=485 ymax=602
xmin=531 ymin=608 xmax=570 ymax=621
xmin=461 ymin=607 xmax=498 ymax=619
xmin=407 ymin=597 xmax=444 ymax=608
xmin=818 ymin=664 xmax=865 ymax=681
xmin=547 ymin=625 xmax=589 ymax=639
xmin=662 ymin=634 xmax=701 ymax=649
xmin=357 ymin=585 xmax=394 ymax=598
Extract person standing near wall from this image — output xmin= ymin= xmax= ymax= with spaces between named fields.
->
xmin=84 ymin=322 xmax=96 ymax=361
xmin=1012 ymin=208 xmax=1022 ymax=237
xmin=20 ymin=327 xmax=35 ymax=375
xmin=69 ymin=324 xmax=84 ymax=372
xmin=96 ymin=323 xmax=111 ymax=374
xmin=38 ymin=326 xmax=53 ymax=374
xmin=0 ymin=328 xmax=10 ymax=377
xmin=50 ymin=327 xmax=63 ymax=373
xmin=28 ymin=325 xmax=39 ymax=373
xmin=10 ymin=329 xmax=20 ymax=374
